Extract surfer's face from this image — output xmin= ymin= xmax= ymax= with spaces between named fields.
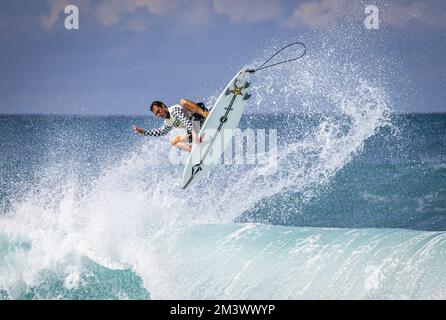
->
xmin=152 ymin=105 xmax=168 ymax=119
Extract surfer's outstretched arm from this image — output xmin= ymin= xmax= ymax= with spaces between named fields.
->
xmin=180 ymin=98 xmax=209 ymax=118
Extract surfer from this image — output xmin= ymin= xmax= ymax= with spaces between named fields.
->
xmin=133 ymin=99 xmax=209 ymax=152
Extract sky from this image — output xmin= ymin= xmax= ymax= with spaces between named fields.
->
xmin=0 ymin=0 xmax=445 ymax=115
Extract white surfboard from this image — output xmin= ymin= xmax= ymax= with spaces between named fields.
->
xmin=182 ymin=69 xmax=252 ymax=189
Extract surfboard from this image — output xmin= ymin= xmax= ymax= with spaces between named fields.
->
xmin=182 ymin=69 xmax=252 ymax=189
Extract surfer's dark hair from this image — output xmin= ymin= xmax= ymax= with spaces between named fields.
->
xmin=150 ymin=101 xmax=165 ymax=112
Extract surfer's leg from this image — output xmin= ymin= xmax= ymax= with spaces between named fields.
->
xmin=170 ymin=134 xmax=192 ymax=152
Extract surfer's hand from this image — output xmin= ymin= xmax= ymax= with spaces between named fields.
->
xmin=133 ymin=126 xmax=145 ymax=135
xmin=192 ymin=131 xmax=200 ymax=144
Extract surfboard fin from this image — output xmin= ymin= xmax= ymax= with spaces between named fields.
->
xmin=243 ymin=93 xmax=251 ymax=100
xmin=191 ymin=164 xmax=202 ymax=176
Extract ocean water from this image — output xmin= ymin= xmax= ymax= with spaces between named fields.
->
xmin=0 ymin=112 xmax=445 ymax=300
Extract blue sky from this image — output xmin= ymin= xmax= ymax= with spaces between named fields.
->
xmin=0 ymin=0 xmax=445 ymax=115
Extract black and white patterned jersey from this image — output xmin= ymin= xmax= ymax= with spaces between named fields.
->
xmin=143 ymin=105 xmax=194 ymax=137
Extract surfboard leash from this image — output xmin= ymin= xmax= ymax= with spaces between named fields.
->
xmin=247 ymin=41 xmax=307 ymax=73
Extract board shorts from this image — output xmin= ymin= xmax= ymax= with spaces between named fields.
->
xmin=187 ymin=102 xmax=208 ymax=144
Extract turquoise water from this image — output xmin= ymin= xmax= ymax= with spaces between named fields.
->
xmin=2 ymin=223 xmax=446 ymax=299
xmin=0 ymin=112 xmax=445 ymax=299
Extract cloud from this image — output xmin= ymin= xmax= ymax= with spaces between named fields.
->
xmin=173 ymin=0 xmax=212 ymax=31
xmin=40 ymin=0 xmax=74 ymax=31
xmin=94 ymin=0 xmax=184 ymax=27
xmin=381 ymin=1 xmax=446 ymax=28
xmin=285 ymin=0 xmax=446 ymax=30
xmin=40 ymin=0 xmax=185 ymax=30
xmin=213 ymin=0 xmax=282 ymax=23
xmin=39 ymin=0 xmax=446 ymax=32
xmin=39 ymin=0 xmax=282 ymax=30
xmin=285 ymin=0 xmax=356 ymax=29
